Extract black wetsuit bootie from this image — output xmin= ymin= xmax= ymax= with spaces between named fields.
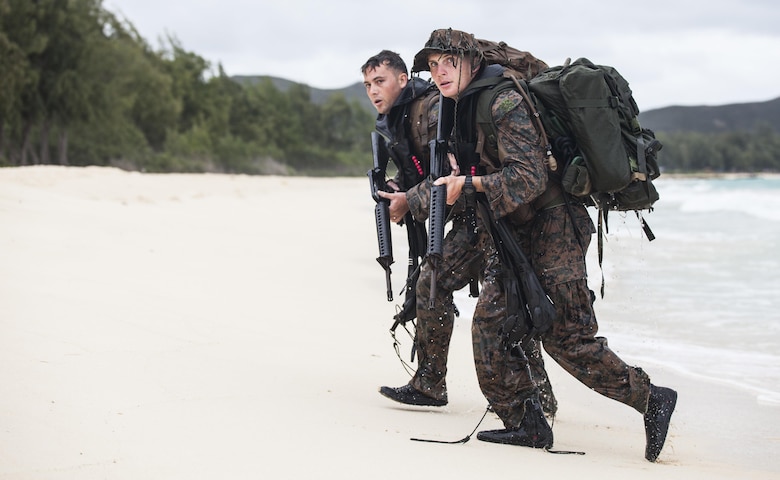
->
xmin=644 ymin=384 xmax=678 ymax=462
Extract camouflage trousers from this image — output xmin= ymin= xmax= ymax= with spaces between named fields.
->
xmin=540 ymin=279 xmax=651 ymax=415
xmin=412 ymin=215 xmax=555 ymax=410
xmin=536 ymin=204 xmax=651 ymax=415
xmin=492 ymin=204 xmax=653 ymax=428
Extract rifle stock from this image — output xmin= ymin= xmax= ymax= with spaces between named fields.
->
xmin=368 ymin=131 xmax=394 ymax=301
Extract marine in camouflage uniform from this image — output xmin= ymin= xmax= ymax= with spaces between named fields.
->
xmin=400 ymin=106 xmax=556 ymax=415
xmin=362 ymin=50 xmax=440 ymax=327
xmin=364 ymin=51 xmax=557 ymax=414
xmin=411 ymin=29 xmax=678 ymax=462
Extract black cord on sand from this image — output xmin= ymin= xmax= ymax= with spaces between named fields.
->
xmin=545 ymin=447 xmax=586 ymax=455
xmin=410 ymin=405 xmax=586 ymax=455
xmin=410 ymin=405 xmax=491 ymax=444
xmin=390 ymin=319 xmax=417 ymax=377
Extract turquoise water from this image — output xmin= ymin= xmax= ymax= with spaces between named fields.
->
xmin=590 ymin=175 xmax=780 ymax=406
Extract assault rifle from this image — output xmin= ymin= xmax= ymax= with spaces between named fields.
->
xmin=426 ymin=94 xmax=455 ymax=309
xmin=368 ymin=130 xmax=429 ymax=333
xmin=368 ymin=131 xmax=394 ymax=301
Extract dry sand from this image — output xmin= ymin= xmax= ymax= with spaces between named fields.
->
xmin=1 ymin=166 xmax=777 ymax=479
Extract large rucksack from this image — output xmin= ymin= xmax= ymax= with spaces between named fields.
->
xmin=475 ymin=54 xmax=663 ymax=240
xmin=474 ymin=52 xmax=663 ymax=296
xmin=476 ymin=38 xmax=549 ymax=80
xmin=526 ymin=58 xmax=662 ymax=214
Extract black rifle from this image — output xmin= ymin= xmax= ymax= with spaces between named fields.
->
xmin=368 ymin=131 xmax=394 ymax=301
xmin=476 ymin=197 xmax=556 ymax=348
xmin=368 ymin=130 xmax=429 ymax=333
xmin=426 ymin=94 xmax=455 ymax=309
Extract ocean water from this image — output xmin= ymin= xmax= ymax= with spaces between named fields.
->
xmin=586 ymin=175 xmax=780 ymax=407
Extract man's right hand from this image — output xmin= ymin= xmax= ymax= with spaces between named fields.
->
xmin=377 ymin=190 xmax=410 ymax=223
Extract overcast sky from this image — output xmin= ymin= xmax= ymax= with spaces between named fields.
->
xmin=104 ymin=0 xmax=779 ymax=110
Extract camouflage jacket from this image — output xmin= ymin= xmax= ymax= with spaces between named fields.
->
xmin=406 ymin=66 xmax=547 ymax=222
xmin=406 ymin=67 xmax=595 ymax=287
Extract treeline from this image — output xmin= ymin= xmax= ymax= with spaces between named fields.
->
xmin=0 ymin=0 xmax=374 ymax=175
xmin=656 ymin=124 xmax=780 ymax=173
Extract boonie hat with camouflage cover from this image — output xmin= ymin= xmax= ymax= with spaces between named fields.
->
xmin=412 ymin=28 xmax=483 ymax=73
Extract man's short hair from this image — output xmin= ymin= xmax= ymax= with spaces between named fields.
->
xmin=361 ymin=50 xmax=408 ymax=76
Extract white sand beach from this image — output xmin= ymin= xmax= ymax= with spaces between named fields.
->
xmin=1 ymin=166 xmax=777 ymax=479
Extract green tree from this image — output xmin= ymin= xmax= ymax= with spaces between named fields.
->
xmin=0 ymin=0 xmax=49 ymax=165
xmin=65 ymin=12 xmax=154 ymax=166
xmin=31 ymin=0 xmax=109 ymax=165
xmin=0 ymin=3 xmax=28 ymax=163
xmin=159 ymin=36 xmax=213 ymax=134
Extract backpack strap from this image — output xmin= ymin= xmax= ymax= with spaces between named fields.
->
xmin=473 ymin=76 xmax=507 ymax=161
xmin=506 ymin=75 xmax=557 ymax=172
xmin=475 ymin=75 xmax=559 ymax=173
xmin=567 ymin=97 xmax=619 ymax=109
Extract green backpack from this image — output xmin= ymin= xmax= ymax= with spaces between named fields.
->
xmin=476 ymin=57 xmax=663 ymax=239
xmin=475 ymin=56 xmax=663 ymax=295
xmin=527 ymin=58 xmax=662 ymax=211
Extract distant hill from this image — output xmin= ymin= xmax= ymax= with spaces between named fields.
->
xmin=232 ymin=75 xmax=779 ymax=133
xmin=231 ymin=75 xmax=373 ymax=112
xmin=639 ymin=97 xmax=780 ymax=134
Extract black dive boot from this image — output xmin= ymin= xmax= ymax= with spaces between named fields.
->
xmin=378 ymin=384 xmax=447 ymax=407
xmin=644 ymin=384 xmax=677 ymax=462
xmin=476 ymin=396 xmax=553 ymax=449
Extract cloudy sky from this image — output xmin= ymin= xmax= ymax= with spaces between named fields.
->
xmin=104 ymin=0 xmax=779 ymax=110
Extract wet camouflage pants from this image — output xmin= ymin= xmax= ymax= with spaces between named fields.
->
xmin=536 ymin=205 xmax=651 ymax=415
xmin=490 ymin=204 xmax=653 ymax=428
xmin=412 ymin=216 xmax=554 ymax=407
xmin=540 ymin=279 xmax=651 ymax=414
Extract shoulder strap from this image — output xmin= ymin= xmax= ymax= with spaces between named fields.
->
xmin=474 ymin=77 xmax=513 ymax=160
xmin=475 ymin=75 xmax=558 ymax=172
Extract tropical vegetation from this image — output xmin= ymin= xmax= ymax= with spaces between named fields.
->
xmin=1 ymin=0 xmax=778 ymax=175
xmin=0 ymin=0 xmax=373 ymax=175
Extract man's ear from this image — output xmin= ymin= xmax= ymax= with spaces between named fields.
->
xmin=399 ymin=72 xmax=409 ymax=88
xmin=471 ymin=56 xmax=482 ymax=75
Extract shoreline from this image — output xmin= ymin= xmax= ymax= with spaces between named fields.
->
xmin=659 ymin=171 xmax=780 ymax=180
xmin=3 ymin=163 xmax=780 ymax=180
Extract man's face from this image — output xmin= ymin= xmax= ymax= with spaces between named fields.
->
xmin=427 ymin=53 xmax=474 ymax=99
xmin=363 ymin=63 xmax=408 ymax=115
